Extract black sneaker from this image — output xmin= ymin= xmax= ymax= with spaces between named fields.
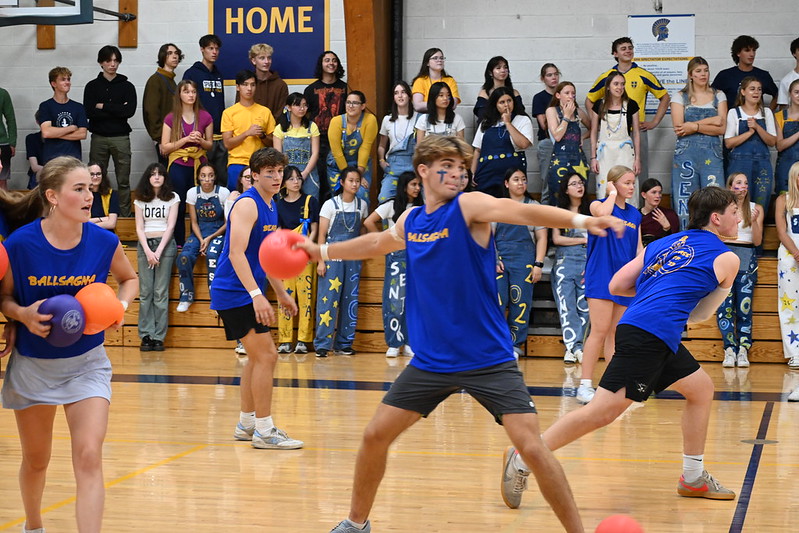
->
xmin=315 ymin=348 xmax=329 ymax=358
xmin=140 ymin=335 xmax=154 ymax=352
xmin=337 ymin=347 xmax=356 ymax=356
xmin=152 ymin=339 xmax=165 ymax=352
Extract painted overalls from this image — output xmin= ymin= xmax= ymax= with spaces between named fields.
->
xmin=495 ymin=201 xmax=538 ymax=348
xmin=727 ymin=108 xmax=774 ymax=214
xmin=716 ymin=206 xmax=758 ymax=352
xmin=671 ymin=91 xmax=724 ymax=230
xmin=178 ymin=186 xmax=225 ymax=304
xmin=326 ymin=113 xmax=372 ymax=205
xmin=551 ymin=228 xmax=589 ymax=353
xmin=378 ymin=115 xmax=417 ymax=202
xmin=314 ymin=197 xmax=364 ymax=351
xmin=596 ymin=103 xmax=638 ymax=205
xmin=383 ymin=245 xmax=409 ymax=349
xmin=474 ymin=123 xmax=528 ymax=198
xmin=283 ymin=126 xmax=321 ymax=200
xmin=778 ymin=206 xmax=799 ymax=362
xmin=278 ymin=195 xmax=317 ymax=345
xmin=547 ymin=108 xmax=588 ymax=206
xmin=775 ymin=109 xmax=799 ymax=195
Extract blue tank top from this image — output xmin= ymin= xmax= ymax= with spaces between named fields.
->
xmin=404 ymin=195 xmax=515 ymax=372
xmin=619 ymin=229 xmax=729 ymax=352
xmin=210 ymin=188 xmax=278 ymax=310
xmin=585 ymin=198 xmax=641 ymax=305
xmin=5 ymin=219 xmax=118 ymax=359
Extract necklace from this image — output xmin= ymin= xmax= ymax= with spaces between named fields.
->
xmin=393 ymin=115 xmax=413 ymax=144
xmin=339 ymin=196 xmax=358 ymax=233
xmin=604 ymin=104 xmax=625 ymax=136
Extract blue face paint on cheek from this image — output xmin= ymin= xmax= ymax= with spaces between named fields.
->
xmin=437 ymin=169 xmax=448 ymax=183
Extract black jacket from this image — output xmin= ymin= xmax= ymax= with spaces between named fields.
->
xmin=83 ymin=72 xmax=137 ymax=137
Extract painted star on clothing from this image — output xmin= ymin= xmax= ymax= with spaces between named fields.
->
xmin=318 ymin=310 xmax=332 ymax=327
xmin=788 ymin=317 xmax=798 ymax=325
xmin=572 ymin=161 xmax=589 ymax=178
xmin=789 ymin=330 xmax=799 ymax=344
xmin=781 ymin=293 xmax=796 ymax=312
xmin=328 ymin=276 xmax=342 ymax=292
xmin=705 ymin=159 xmax=712 ymax=166
xmin=779 ymin=270 xmax=786 ymax=279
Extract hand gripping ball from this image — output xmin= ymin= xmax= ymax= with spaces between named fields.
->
xmin=75 ymin=283 xmax=125 ymax=335
xmin=39 ymin=294 xmax=86 ymax=347
xmin=595 ymin=515 xmax=644 ymax=533
xmin=259 ymin=229 xmax=310 ymax=280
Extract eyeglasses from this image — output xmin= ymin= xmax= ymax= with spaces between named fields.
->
xmin=345 ymin=101 xmax=363 ymax=106
xmin=567 ymin=181 xmax=584 ymax=187
xmin=430 ymin=56 xmax=446 ymax=61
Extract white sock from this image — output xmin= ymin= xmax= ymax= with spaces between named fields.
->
xmin=683 ymin=454 xmax=704 ymax=483
xmin=255 ymin=415 xmax=275 ymax=434
xmin=345 ymin=519 xmax=367 ymax=530
xmin=512 ymin=452 xmax=529 ymax=472
xmin=239 ymin=411 xmax=255 ymax=429
xmin=24 ymin=527 xmax=45 ymax=533
xmin=580 ymin=379 xmax=593 ymax=389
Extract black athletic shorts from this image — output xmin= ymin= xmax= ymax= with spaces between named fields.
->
xmin=216 ymin=303 xmax=270 ymax=340
xmin=599 ymin=324 xmax=701 ymax=402
xmin=382 ymin=360 xmax=537 ymax=425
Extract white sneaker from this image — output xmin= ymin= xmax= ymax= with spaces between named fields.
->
xmin=788 ymin=388 xmax=799 ymax=402
xmin=277 ymin=343 xmax=292 ymax=354
xmin=722 ymin=347 xmax=736 ymax=368
xmin=234 ymin=341 xmax=247 ymax=355
xmin=252 ymin=427 xmax=303 ymax=449
xmin=386 ymin=347 xmax=400 ymax=358
xmin=789 ymin=356 xmax=799 ymax=369
xmin=576 ymin=384 xmax=595 ymax=403
xmin=573 ymin=349 xmax=583 ymax=363
xmin=176 ymin=301 xmax=191 ymax=312
xmin=563 ymin=350 xmax=577 ymax=364
xmin=737 ymin=346 xmax=750 ymax=368
xmin=402 ymin=345 xmax=415 ymax=357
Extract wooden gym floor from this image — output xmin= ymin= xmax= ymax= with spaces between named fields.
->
xmin=0 ymin=347 xmax=797 ymax=532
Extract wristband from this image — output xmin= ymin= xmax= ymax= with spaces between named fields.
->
xmin=533 ymin=261 xmax=544 ymax=268
xmin=320 ymin=243 xmax=331 ymax=262
xmin=572 ymin=214 xmax=588 ymax=229
xmin=249 ymin=288 xmax=263 ymax=299
xmin=120 ymin=300 xmax=129 ymax=311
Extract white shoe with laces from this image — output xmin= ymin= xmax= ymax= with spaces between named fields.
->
xmin=563 ymin=350 xmax=577 ymax=364
xmin=737 ymin=346 xmax=750 ymax=368
xmin=176 ymin=301 xmax=191 ymax=312
xmin=788 ymin=356 xmax=799 ymax=369
xmin=402 ymin=345 xmax=415 ymax=357
xmin=385 ymin=347 xmax=400 ymax=358
xmin=574 ymin=348 xmax=583 ymax=363
xmin=722 ymin=347 xmax=736 ymax=368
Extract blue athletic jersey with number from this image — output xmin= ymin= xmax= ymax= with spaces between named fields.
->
xmin=5 ymin=219 xmax=118 ymax=359
xmin=211 ymin=188 xmax=277 ymax=311
xmin=404 ymin=194 xmax=515 ymax=372
xmin=619 ymin=229 xmax=729 ymax=352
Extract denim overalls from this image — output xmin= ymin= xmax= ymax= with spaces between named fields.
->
xmin=474 ymin=123 xmax=528 ymax=198
xmin=383 ymin=245 xmax=409 ymax=349
xmin=314 ymin=197 xmax=364 ymax=351
xmin=178 ymin=186 xmax=225 ymax=304
xmin=671 ymin=92 xmax=724 ymax=231
xmin=547 ymin=108 xmax=588 ymax=206
xmin=495 ymin=202 xmax=538 ymax=348
xmin=378 ymin=115 xmax=417 ymax=202
xmin=775 ymin=110 xmax=799 ymax=195
xmin=326 ymin=113 xmax=372 ymax=205
xmin=282 ymin=127 xmax=321 ymax=200
xmin=727 ymin=108 xmax=774 ymax=214
xmin=551 ymin=228 xmax=589 ymax=353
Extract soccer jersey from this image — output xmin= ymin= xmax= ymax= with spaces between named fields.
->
xmin=587 ymin=63 xmax=667 ymax=122
xmin=5 ymin=220 xmax=118 ymax=359
xmin=404 ymin=195 xmax=515 ymax=373
xmin=620 ymin=230 xmax=729 ymax=352
xmin=211 ymin=188 xmax=277 ymax=310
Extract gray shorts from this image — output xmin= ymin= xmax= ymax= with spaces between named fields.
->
xmin=382 ymin=361 xmax=536 ymax=425
xmin=2 ymin=344 xmax=112 ymax=410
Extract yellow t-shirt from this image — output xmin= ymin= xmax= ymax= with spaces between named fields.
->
xmin=587 ymin=64 xmax=667 ymax=122
xmin=221 ymin=102 xmax=276 ymax=165
xmin=273 ymin=122 xmax=320 ymax=140
xmin=411 ymin=76 xmax=461 ymax=102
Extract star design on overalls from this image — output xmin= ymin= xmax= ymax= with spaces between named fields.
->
xmin=789 ymin=330 xmax=799 ymax=344
xmin=319 ymin=310 xmax=332 ymax=326
xmin=328 ymin=277 xmax=342 ymax=292
xmin=705 ymin=159 xmax=712 ymax=165
xmin=781 ymin=293 xmax=796 ymax=311
xmin=572 ymin=161 xmax=589 ymax=178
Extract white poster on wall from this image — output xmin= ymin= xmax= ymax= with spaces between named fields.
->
xmin=628 ymin=14 xmax=695 ymax=113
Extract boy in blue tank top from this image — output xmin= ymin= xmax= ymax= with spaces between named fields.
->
xmin=296 ymin=135 xmax=626 ymax=533
xmin=506 ymin=187 xmax=742 ymax=510
xmin=210 ymin=147 xmax=303 ymax=450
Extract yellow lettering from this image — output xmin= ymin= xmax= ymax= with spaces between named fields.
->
xmin=247 ymin=7 xmax=267 ymax=34
xmin=226 ymin=7 xmax=245 ymax=34
xmin=270 ymin=6 xmax=295 ymax=33
xmin=298 ymin=6 xmax=313 ymax=32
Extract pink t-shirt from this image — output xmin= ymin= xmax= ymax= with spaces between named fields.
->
xmin=163 ymin=109 xmax=213 ymax=167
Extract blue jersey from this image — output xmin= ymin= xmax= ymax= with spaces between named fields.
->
xmin=620 ymin=230 xmax=729 ymax=352
xmin=5 ymin=219 xmax=118 ymax=359
xmin=585 ymin=199 xmax=641 ymax=305
xmin=210 ymin=188 xmax=277 ymax=311
xmin=404 ymin=195 xmax=515 ymax=373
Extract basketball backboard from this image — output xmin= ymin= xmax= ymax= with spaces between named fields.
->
xmin=0 ymin=0 xmax=94 ymax=27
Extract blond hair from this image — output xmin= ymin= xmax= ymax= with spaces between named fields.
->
xmin=249 ymin=43 xmax=274 ymax=59
xmin=412 ymin=135 xmax=473 ymax=172
xmin=606 ymin=165 xmax=634 ymax=184
xmin=726 ymin=172 xmax=752 ymax=227
xmin=786 ymin=161 xmax=799 ymax=211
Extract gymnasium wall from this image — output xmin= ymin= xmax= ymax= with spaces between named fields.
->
xmin=403 ymin=0 xmax=799 ymax=192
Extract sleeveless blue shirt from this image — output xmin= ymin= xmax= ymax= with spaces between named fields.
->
xmin=210 ymin=188 xmax=278 ymax=311
xmin=619 ymin=229 xmax=729 ymax=352
xmin=404 ymin=195 xmax=515 ymax=372
xmin=5 ymin=219 xmax=118 ymax=359
xmin=585 ymin=198 xmax=641 ymax=306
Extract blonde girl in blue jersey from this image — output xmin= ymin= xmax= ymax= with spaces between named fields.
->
xmin=0 ymin=156 xmax=138 ymax=533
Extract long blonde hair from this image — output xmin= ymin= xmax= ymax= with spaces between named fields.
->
xmin=726 ymin=172 xmax=752 ymax=227
xmin=607 ymin=165 xmax=633 ymax=184
xmin=786 ymin=161 xmax=799 ymax=211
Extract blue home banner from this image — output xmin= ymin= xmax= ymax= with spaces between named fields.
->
xmin=210 ymin=0 xmax=329 ymax=84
